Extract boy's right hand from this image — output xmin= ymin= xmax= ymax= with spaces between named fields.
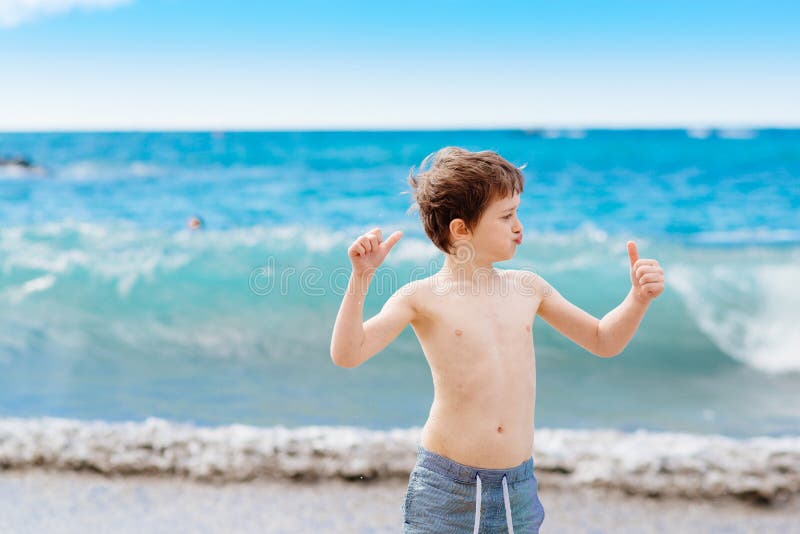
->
xmin=348 ymin=227 xmax=403 ymax=276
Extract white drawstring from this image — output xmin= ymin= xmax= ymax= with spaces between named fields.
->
xmin=473 ymin=473 xmax=515 ymax=534
xmin=473 ymin=474 xmax=482 ymax=534
xmin=502 ymin=474 xmax=515 ymax=533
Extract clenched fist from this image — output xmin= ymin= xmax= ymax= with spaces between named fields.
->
xmin=348 ymin=227 xmax=403 ymax=276
xmin=628 ymin=240 xmax=665 ymax=303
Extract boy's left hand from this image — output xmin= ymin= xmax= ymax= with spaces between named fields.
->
xmin=627 ymin=240 xmax=664 ymax=304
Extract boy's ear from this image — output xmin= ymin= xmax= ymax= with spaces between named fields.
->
xmin=449 ymin=218 xmax=471 ymax=241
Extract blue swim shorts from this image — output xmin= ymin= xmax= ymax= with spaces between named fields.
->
xmin=402 ymin=444 xmax=545 ymax=533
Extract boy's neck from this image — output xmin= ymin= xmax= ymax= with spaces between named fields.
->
xmin=439 ymin=254 xmax=498 ymax=285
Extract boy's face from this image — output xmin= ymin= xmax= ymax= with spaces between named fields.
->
xmin=467 ymin=193 xmax=523 ymax=262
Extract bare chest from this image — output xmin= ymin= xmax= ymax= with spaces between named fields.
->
xmin=410 ymin=289 xmax=539 ymax=388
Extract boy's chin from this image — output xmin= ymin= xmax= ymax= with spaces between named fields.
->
xmin=494 ymin=251 xmax=516 ymax=262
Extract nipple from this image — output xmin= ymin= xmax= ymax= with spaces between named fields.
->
xmin=526 ymin=325 xmax=531 ymax=332
xmin=455 ymin=329 xmax=463 ymax=336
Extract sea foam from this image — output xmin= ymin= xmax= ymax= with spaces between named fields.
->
xmin=0 ymin=418 xmax=797 ymax=502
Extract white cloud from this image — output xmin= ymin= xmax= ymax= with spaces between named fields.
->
xmin=0 ymin=0 xmax=131 ymax=28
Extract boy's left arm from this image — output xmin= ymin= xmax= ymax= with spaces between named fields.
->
xmin=594 ymin=241 xmax=665 ymax=357
xmin=534 ymin=240 xmax=664 ymax=357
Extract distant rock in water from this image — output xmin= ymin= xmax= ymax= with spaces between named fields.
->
xmin=0 ymin=156 xmax=46 ymax=176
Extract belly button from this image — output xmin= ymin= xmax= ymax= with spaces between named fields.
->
xmin=455 ymin=329 xmax=463 ymax=336
xmin=497 ymin=425 xmax=503 ymax=433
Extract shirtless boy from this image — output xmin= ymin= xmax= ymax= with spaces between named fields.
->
xmin=330 ymin=147 xmax=665 ymax=533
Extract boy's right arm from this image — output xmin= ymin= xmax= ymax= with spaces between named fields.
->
xmin=330 ymin=276 xmax=416 ymax=368
xmin=329 ymin=228 xmax=411 ymax=368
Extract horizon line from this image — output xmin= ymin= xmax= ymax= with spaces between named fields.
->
xmin=2 ymin=124 xmax=800 ymax=134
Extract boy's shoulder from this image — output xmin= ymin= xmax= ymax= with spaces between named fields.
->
xmin=393 ymin=275 xmax=437 ymax=300
xmin=500 ymin=267 xmax=545 ymax=286
xmin=496 ymin=267 xmax=547 ymax=296
xmin=389 ymin=275 xmax=446 ymax=312
xmin=388 ymin=269 xmax=548 ymax=322
xmin=395 ymin=268 xmax=545 ymax=301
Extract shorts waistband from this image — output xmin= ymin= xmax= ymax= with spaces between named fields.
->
xmin=416 ymin=444 xmax=534 ymax=484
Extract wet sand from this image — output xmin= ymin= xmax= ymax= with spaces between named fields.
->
xmin=0 ymin=470 xmax=797 ymax=533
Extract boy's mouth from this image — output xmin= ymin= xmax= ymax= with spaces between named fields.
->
xmin=513 ymin=235 xmax=523 ymax=244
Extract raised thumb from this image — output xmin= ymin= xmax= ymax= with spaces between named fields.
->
xmin=382 ymin=230 xmax=403 ymax=251
xmin=627 ymin=240 xmax=639 ymax=267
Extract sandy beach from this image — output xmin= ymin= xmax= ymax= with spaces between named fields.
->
xmin=1 ymin=470 xmax=797 ymax=534
xmin=1 ymin=418 xmax=798 ymax=532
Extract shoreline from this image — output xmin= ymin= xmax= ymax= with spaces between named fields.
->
xmin=2 ymin=418 xmax=798 ymax=503
xmin=1 ymin=469 xmax=798 ymax=533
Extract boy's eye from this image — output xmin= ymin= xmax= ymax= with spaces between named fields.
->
xmin=502 ymin=214 xmax=512 ymax=219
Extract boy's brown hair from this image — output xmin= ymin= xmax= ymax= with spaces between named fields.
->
xmin=407 ymin=147 xmax=526 ymax=254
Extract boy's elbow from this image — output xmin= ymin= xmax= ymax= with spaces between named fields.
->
xmin=330 ymin=349 xmax=363 ymax=368
xmin=595 ymin=345 xmax=621 ymax=358
xmin=593 ymin=338 xmax=619 ymax=358
xmin=332 ymin=357 xmax=351 ymax=368
xmin=330 ymin=350 xmax=352 ymax=368
xmin=330 ymin=330 xmax=368 ymax=368
xmin=593 ymin=324 xmax=620 ymax=358
xmin=331 ymin=355 xmax=350 ymax=368
xmin=329 ymin=344 xmax=347 ymax=367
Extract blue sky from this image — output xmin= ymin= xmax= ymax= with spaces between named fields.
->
xmin=1 ymin=0 xmax=798 ymax=130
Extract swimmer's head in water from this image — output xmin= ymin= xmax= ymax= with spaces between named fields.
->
xmin=187 ymin=216 xmax=204 ymax=230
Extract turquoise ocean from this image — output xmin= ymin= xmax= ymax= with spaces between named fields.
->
xmin=1 ymin=130 xmax=799 ymax=482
